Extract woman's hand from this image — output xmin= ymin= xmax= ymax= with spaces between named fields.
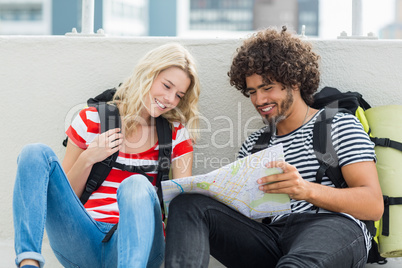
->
xmin=62 ymin=128 xmax=123 ymax=197
xmin=85 ymin=128 xmax=123 ymax=164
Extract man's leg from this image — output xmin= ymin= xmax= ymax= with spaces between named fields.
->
xmin=277 ymin=213 xmax=367 ymax=268
xmin=165 ymin=194 xmax=283 ymax=268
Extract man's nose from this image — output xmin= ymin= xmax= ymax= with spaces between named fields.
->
xmin=255 ymin=89 xmax=268 ymax=105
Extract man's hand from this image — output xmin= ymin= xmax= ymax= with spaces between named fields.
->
xmin=257 ymin=161 xmax=312 ymax=200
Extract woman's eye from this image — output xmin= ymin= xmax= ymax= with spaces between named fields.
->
xmin=176 ymin=94 xmax=183 ymax=99
xmin=164 ymin=83 xmax=170 ymax=89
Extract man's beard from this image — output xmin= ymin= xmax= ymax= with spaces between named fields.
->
xmin=261 ymin=88 xmax=294 ymax=134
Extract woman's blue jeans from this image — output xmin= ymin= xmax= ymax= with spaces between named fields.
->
xmin=13 ymin=143 xmax=164 ymax=268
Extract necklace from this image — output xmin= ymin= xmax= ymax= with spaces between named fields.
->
xmin=302 ymin=106 xmax=310 ymax=125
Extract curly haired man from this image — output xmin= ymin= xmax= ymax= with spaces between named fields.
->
xmin=164 ymin=27 xmax=383 ymax=268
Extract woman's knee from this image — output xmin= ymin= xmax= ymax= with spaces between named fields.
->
xmin=117 ymin=175 xmax=155 ymax=202
xmin=18 ymin=143 xmax=53 ymax=163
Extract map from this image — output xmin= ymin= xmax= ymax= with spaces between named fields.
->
xmin=162 ymin=143 xmax=291 ymax=219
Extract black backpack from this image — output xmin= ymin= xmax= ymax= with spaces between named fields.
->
xmin=63 ymin=87 xmax=172 ymax=242
xmin=251 ymin=87 xmax=391 ymax=264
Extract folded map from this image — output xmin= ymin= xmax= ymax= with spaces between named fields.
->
xmin=162 ymin=143 xmax=291 ymax=219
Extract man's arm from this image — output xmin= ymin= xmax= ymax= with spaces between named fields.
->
xmin=258 ymin=160 xmax=384 ymax=221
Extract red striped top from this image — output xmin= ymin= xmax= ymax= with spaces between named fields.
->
xmin=66 ymin=106 xmax=193 ymax=223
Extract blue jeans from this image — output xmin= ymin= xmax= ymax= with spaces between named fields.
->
xmin=13 ymin=143 xmax=164 ymax=268
xmin=165 ymin=194 xmax=367 ymax=268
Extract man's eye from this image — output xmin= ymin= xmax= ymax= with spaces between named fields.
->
xmin=264 ymin=87 xmax=272 ymax=91
xmin=248 ymin=90 xmax=256 ymax=95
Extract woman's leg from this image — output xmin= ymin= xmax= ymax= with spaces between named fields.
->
xmin=13 ymin=144 xmax=113 ymax=268
xmin=114 ymin=175 xmax=164 ymax=268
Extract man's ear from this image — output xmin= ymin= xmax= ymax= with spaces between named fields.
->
xmin=291 ymin=84 xmax=301 ymax=91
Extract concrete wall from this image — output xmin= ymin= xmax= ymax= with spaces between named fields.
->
xmin=1 ymin=35 xmax=402 ymax=267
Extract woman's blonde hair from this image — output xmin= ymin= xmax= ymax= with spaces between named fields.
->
xmin=113 ymin=43 xmax=200 ymax=142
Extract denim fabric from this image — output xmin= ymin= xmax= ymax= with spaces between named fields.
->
xmin=165 ymin=194 xmax=367 ymax=268
xmin=13 ymin=143 xmax=164 ymax=268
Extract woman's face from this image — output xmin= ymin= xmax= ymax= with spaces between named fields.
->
xmin=144 ymin=67 xmax=191 ymax=118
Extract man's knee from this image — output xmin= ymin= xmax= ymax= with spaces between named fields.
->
xmin=168 ymin=194 xmax=217 ymax=221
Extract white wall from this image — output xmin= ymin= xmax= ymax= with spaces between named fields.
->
xmin=0 ymin=35 xmax=402 ymax=267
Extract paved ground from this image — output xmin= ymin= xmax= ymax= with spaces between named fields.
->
xmin=2 ymin=239 xmax=402 ymax=267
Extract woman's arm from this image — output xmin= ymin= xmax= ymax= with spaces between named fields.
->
xmin=171 ymin=152 xmax=193 ymax=179
xmin=62 ymin=128 xmax=123 ymax=197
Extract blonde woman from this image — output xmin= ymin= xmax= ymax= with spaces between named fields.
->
xmin=13 ymin=43 xmax=200 ymax=268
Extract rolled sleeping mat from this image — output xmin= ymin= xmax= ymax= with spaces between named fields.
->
xmin=365 ymin=105 xmax=402 ymax=257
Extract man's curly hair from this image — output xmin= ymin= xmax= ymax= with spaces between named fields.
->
xmin=228 ymin=26 xmax=320 ymax=105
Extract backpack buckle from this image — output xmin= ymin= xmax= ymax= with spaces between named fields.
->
xmin=382 ymin=138 xmax=391 ymax=147
xmin=102 ymin=157 xmax=114 ymax=167
xmin=85 ymin=179 xmax=98 ymax=192
xmin=373 ymin=137 xmax=391 ymax=147
xmin=383 ymin=195 xmax=390 ymax=206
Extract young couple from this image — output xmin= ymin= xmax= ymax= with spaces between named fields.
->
xmin=14 ymin=27 xmax=383 ymax=268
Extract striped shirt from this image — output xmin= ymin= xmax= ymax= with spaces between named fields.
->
xmin=66 ymin=106 xmax=193 ymax=224
xmin=238 ymin=109 xmax=376 ymax=254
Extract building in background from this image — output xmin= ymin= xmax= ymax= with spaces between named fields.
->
xmin=380 ymin=0 xmax=402 ymax=38
xmin=298 ymin=0 xmax=319 ymax=36
xmin=0 ymin=0 xmax=51 ymax=35
xmin=253 ymin=0 xmax=298 ymax=32
xmin=156 ymin=0 xmax=319 ymax=37
xmin=189 ymin=0 xmax=254 ymax=31
xmin=0 ymin=0 xmax=148 ymax=36
xmin=53 ymin=0 xmax=148 ymax=36
xmin=148 ymin=0 xmax=177 ymax=36
xmin=0 ymin=0 xmax=397 ymax=39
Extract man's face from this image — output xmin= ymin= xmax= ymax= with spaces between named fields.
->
xmin=245 ymin=73 xmax=294 ymax=124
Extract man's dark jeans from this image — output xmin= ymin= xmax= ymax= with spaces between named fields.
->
xmin=165 ymin=194 xmax=367 ymax=268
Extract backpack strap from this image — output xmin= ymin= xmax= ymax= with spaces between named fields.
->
xmin=80 ymin=102 xmax=121 ymax=205
xmin=155 ymin=116 xmax=172 ymax=207
xmin=250 ymin=127 xmax=272 ymax=155
xmin=101 ymin=116 xmax=172 ymax=244
xmin=313 ymin=108 xmax=379 ymax=240
xmin=370 ymin=137 xmax=402 ymax=152
xmin=313 ymin=108 xmax=347 ymax=188
xmin=382 ymin=196 xmax=402 ymax=236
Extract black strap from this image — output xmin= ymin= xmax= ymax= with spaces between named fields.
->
xmin=155 ymin=116 xmax=172 ymax=214
xmin=250 ymin=127 xmax=272 ymax=155
xmin=112 ymin=162 xmax=158 ymax=174
xmin=313 ymin=108 xmax=347 ymax=188
xmin=382 ymin=196 xmax=402 ymax=236
xmin=80 ymin=103 xmax=121 ymax=205
xmin=102 ymin=223 xmax=118 ymax=243
xmin=371 ymin=137 xmax=402 ymax=152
